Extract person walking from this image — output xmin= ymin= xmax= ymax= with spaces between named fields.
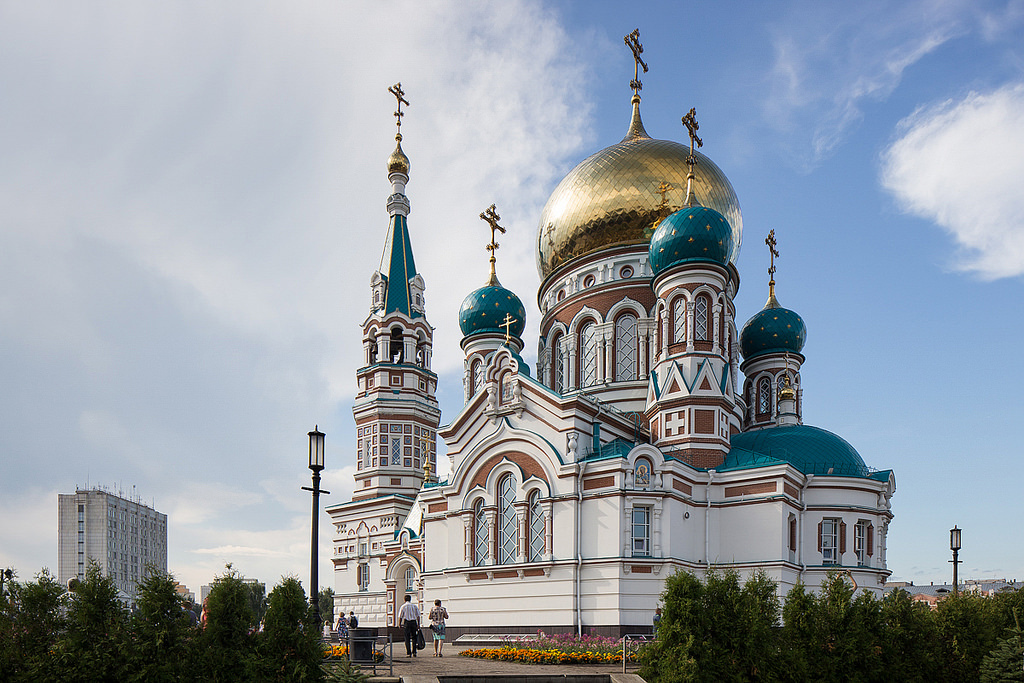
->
xmin=428 ymin=599 xmax=449 ymax=657
xmin=336 ymin=611 xmax=349 ymax=641
xmin=397 ymin=594 xmax=421 ymax=657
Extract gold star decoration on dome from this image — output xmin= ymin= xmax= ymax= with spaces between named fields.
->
xmin=388 ymin=82 xmax=409 ymax=139
xmin=624 ymin=29 xmax=648 ymax=97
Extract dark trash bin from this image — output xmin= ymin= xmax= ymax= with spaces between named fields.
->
xmin=348 ymin=627 xmax=379 ymax=664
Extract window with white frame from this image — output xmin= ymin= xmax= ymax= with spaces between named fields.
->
xmin=632 ymin=506 xmax=651 ymax=557
xmin=552 ymin=335 xmax=564 ymax=393
xmin=472 ymin=360 xmax=483 ymax=394
xmin=615 ymin=314 xmax=638 ymax=381
xmin=855 ymin=520 xmax=869 ymax=566
xmin=528 ymin=490 xmax=545 ymax=562
xmin=358 ymin=563 xmax=369 ymax=591
xmin=404 ymin=566 xmax=415 ymax=592
xmin=758 ymin=377 xmax=772 ymax=415
xmin=673 ymin=297 xmax=686 ymax=342
xmin=580 ymin=322 xmax=598 ymax=387
xmin=695 ymin=296 xmax=709 ymax=341
xmin=391 ymin=437 xmax=402 ymax=465
xmin=498 ymin=474 xmax=518 ymax=564
xmin=473 ymin=500 xmax=487 ymax=566
xmin=820 ymin=517 xmax=840 ymax=565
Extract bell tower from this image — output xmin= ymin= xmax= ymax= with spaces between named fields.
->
xmin=352 ymin=83 xmax=441 ymax=500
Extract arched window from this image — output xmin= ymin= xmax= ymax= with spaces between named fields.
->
xmin=471 ymin=360 xmax=483 ymax=394
xmin=404 ymin=566 xmax=415 ymax=592
xmin=473 ymin=500 xmax=487 ymax=566
xmin=695 ymin=296 xmax=709 ymax=341
xmin=551 ymin=334 xmax=564 ymax=393
xmin=615 ymin=314 xmax=638 ymax=381
xmin=673 ymin=297 xmax=686 ymax=342
xmin=580 ymin=322 xmax=598 ymax=387
xmin=758 ymin=376 xmax=772 ymax=415
xmin=634 ymin=458 xmax=652 ymax=488
xmin=528 ymin=490 xmax=544 ymax=562
xmin=497 ymin=474 xmax=518 ymax=565
xmin=389 ymin=327 xmax=404 ymax=363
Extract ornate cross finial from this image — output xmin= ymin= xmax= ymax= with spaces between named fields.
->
xmin=624 ymin=29 xmax=648 ymax=97
xmin=480 ymin=204 xmax=505 ymax=285
xmin=500 ymin=313 xmax=518 ymax=344
xmin=766 ymin=229 xmax=779 ymax=299
xmin=388 ymin=82 xmax=409 ymax=139
xmin=681 ymin=108 xmax=703 ymax=159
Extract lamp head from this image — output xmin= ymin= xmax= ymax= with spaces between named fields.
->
xmin=308 ymin=427 xmax=325 ymax=471
xmin=950 ymin=525 xmax=961 ymax=552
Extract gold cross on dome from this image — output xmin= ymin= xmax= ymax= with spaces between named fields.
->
xmin=481 ymin=204 xmax=505 ymax=258
xmin=657 ymin=181 xmax=674 ymax=208
xmin=543 ymin=222 xmax=556 ymax=247
xmin=500 ymin=313 xmax=518 ymax=344
xmin=388 ymin=82 xmax=410 ymax=136
xmin=766 ymin=229 xmax=779 ymax=296
xmin=624 ymin=29 xmax=648 ymax=96
xmin=681 ymin=107 xmax=703 ymax=159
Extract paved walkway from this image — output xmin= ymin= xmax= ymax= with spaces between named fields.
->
xmin=336 ymin=643 xmax=645 ymax=681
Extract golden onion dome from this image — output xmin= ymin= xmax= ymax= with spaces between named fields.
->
xmin=536 ymin=99 xmax=742 ymax=279
xmin=387 ymin=135 xmax=410 ymax=175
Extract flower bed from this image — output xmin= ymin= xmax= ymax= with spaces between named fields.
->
xmin=459 ymin=633 xmax=644 ymax=665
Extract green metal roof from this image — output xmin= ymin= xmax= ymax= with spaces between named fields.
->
xmin=458 ymin=284 xmax=526 ymax=339
xmin=724 ymin=424 xmax=874 ymax=478
xmin=739 ymin=297 xmax=806 ymax=360
xmin=649 ymin=205 xmax=733 ymax=275
xmin=382 ymin=213 xmax=421 ymax=318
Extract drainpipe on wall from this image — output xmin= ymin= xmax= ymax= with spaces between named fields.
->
xmin=575 ymin=449 xmax=588 ymax=637
xmin=705 ymin=470 xmax=715 ymax=567
xmin=798 ymin=474 xmax=813 ymax=583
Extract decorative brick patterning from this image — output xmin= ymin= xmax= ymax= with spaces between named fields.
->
xmin=724 ymin=481 xmax=777 ymax=497
xmin=583 ymin=475 xmax=615 ymax=490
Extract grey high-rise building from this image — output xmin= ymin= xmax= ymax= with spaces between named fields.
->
xmin=58 ymin=488 xmax=167 ymax=602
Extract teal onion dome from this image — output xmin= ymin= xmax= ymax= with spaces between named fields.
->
xmin=724 ymin=425 xmax=873 ymax=478
xmin=739 ymin=296 xmax=806 ymax=360
xmin=649 ymin=205 xmax=733 ymax=275
xmin=459 ymin=284 xmax=526 ymax=339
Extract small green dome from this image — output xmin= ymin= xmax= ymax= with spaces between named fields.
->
xmin=459 ymin=284 xmax=526 ymax=339
xmin=739 ymin=297 xmax=806 ymax=360
xmin=725 ymin=425 xmax=870 ymax=478
xmin=649 ymin=205 xmax=733 ymax=275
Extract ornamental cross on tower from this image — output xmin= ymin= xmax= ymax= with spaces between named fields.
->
xmin=480 ymin=203 xmax=505 ymax=284
xmin=500 ymin=313 xmax=518 ymax=345
xmin=388 ymin=82 xmax=409 ymax=138
xmin=681 ymin=108 xmax=703 ymax=206
xmin=624 ymin=29 xmax=648 ymax=97
xmin=766 ymin=229 xmax=779 ymax=298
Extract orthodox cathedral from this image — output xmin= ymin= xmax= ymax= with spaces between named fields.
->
xmin=327 ymin=37 xmax=896 ymax=637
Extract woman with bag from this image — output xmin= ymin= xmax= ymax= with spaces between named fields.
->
xmin=428 ymin=599 xmax=449 ymax=657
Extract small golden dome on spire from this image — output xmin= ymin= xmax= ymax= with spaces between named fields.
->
xmin=778 ymin=374 xmax=797 ymax=402
xmin=387 ymin=134 xmax=410 ymax=175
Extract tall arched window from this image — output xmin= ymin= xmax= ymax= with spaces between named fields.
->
xmin=389 ymin=327 xmax=404 ymax=362
xmin=580 ymin=322 xmax=598 ymax=387
xmin=615 ymin=314 xmax=638 ymax=381
xmin=673 ymin=298 xmax=686 ymax=342
xmin=551 ymin=334 xmax=564 ymax=393
xmin=695 ymin=296 xmax=709 ymax=341
xmin=528 ymin=490 xmax=544 ymax=562
xmin=758 ymin=376 xmax=772 ymax=415
xmin=471 ymin=360 xmax=483 ymax=394
xmin=404 ymin=566 xmax=415 ymax=592
xmin=497 ymin=474 xmax=518 ymax=565
xmin=473 ymin=500 xmax=487 ymax=566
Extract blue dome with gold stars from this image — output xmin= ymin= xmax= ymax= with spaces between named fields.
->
xmin=649 ymin=205 xmax=733 ymax=275
xmin=459 ymin=283 xmax=526 ymax=339
xmin=739 ymin=296 xmax=806 ymax=360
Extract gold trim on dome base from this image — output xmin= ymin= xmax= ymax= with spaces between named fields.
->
xmin=536 ymin=138 xmax=742 ymax=279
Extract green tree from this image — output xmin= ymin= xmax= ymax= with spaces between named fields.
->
xmin=877 ymin=588 xmax=941 ymax=683
xmin=935 ymin=591 xmax=1003 ymax=683
xmin=979 ymin=617 xmax=1024 ymax=683
xmin=256 ymin=577 xmax=324 ymax=682
xmin=196 ymin=565 xmax=257 ymax=682
xmin=639 ymin=569 xmax=779 ymax=683
xmin=247 ymin=580 xmax=268 ymax=626
xmin=318 ymin=587 xmax=335 ymax=625
xmin=0 ymin=568 xmax=66 ymax=682
xmin=54 ymin=562 xmax=129 ymax=682
xmin=127 ymin=570 xmax=196 ymax=682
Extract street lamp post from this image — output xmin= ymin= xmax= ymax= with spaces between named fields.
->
xmin=302 ymin=427 xmax=330 ymax=624
xmin=949 ymin=526 xmax=962 ymax=595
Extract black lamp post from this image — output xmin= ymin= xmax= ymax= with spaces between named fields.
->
xmin=949 ymin=526 xmax=962 ymax=595
xmin=302 ymin=427 xmax=329 ymax=623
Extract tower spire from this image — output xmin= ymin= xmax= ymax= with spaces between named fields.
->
xmin=622 ymin=29 xmax=651 ymax=141
xmin=681 ymin=107 xmax=703 ymax=207
xmin=480 ymin=203 xmax=505 ymax=287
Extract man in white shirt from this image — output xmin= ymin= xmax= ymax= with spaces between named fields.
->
xmin=397 ymin=594 xmax=421 ymax=657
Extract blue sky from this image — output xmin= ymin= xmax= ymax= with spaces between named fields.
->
xmin=1 ymin=0 xmax=1022 ymax=594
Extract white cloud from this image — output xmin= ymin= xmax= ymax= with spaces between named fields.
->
xmin=880 ymin=83 xmax=1024 ymax=279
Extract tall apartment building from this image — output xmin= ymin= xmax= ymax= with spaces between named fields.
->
xmin=58 ymin=487 xmax=168 ymax=602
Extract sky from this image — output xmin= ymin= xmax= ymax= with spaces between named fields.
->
xmin=2 ymin=0 xmax=1023 ymax=595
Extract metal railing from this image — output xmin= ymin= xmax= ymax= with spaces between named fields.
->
xmin=621 ymin=633 xmax=652 ymax=673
